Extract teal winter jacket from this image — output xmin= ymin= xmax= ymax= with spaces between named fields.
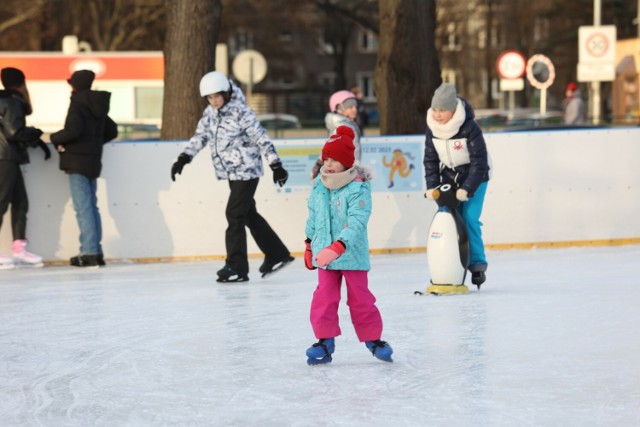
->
xmin=305 ymin=175 xmax=371 ymax=271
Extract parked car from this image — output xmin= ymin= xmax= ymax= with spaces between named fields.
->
xmin=475 ymin=108 xmax=564 ymax=131
xmin=257 ymin=113 xmax=301 ymax=130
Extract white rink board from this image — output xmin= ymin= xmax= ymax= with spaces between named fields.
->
xmin=1 ymin=128 xmax=639 ymax=261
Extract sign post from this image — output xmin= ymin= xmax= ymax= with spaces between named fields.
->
xmin=496 ymin=50 xmax=526 ymax=115
xmin=526 ymin=54 xmax=555 ymax=115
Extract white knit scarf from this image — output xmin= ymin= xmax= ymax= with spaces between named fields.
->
xmin=426 ymin=99 xmax=466 ymax=140
xmin=320 ymin=166 xmax=358 ymax=190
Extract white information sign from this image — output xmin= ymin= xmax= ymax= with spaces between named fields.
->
xmin=577 ymin=25 xmax=616 ymax=82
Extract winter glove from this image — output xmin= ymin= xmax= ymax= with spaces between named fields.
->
xmin=270 ymin=162 xmax=288 ymax=187
xmin=304 ymin=239 xmax=316 ymax=270
xmin=37 ymin=140 xmax=51 ymax=160
xmin=171 ymin=153 xmax=192 ymax=182
xmin=315 ymin=240 xmax=346 ymax=267
xmin=425 ymin=189 xmax=436 ymax=199
xmin=456 ymin=189 xmax=469 ymax=202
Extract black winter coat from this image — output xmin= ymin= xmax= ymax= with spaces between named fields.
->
xmin=423 ymin=99 xmax=489 ymax=196
xmin=0 ymin=89 xmax=43 ymax=164
xmin=50 ymin=89 xmax=118 ymax=179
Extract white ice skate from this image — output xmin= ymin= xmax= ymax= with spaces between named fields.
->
xmin=0 ymin=254 xmax=16 ymax=270
xmin=12 ymin=240 xmax=44 ymax=268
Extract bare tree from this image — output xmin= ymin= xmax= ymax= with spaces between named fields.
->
xmin=375 ymin=0 xmax=441 ymax=134
xmin=161 ymin=0 xmax=222 ymax=140
xmin=85 ymin=0 xmax=165 ymax=51
xmin=0 ymin=0 xmax=47 ymax=34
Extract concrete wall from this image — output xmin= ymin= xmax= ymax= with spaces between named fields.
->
xmin=1 ymin=128 xmax=639 ymax=262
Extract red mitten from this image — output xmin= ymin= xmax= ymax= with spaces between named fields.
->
xmin=304 ymin=239 xmax=316 ymax=270
xmin=315 ymin=241 xmax=346 ymax=267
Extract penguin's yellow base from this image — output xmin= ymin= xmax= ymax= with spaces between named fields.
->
xmin=427 ymin=284 xmax=469 ymax=295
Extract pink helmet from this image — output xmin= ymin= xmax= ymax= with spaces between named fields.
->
xmin=329 ymin=90 xmax=356 ymax=112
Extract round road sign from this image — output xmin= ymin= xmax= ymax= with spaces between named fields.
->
xmin=496 ymin=50 xmax=526 ymax=79
xmin=585 ymin=32 xmax=609 ymax=58
xmin=232 ymin=50 xmax=267 ymax=85
xmin=526 ymin=54 xmax=555 ymax=90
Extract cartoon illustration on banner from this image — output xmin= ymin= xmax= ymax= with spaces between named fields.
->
xmin=276 ymin=139 xmax=423 ymax=193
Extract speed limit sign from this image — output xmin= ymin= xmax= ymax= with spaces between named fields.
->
xmin=496 ymin=50 xmax=526 ymax=79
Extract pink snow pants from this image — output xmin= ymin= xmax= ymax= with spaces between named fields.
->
xmin=310 ymin=269 xmax=383 ymax=342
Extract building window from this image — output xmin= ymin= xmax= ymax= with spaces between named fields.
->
xmin=279 ymin=31 xmax=293 ymax=42
xmin=319 ymin=72 xmax=336 ymax=88
xmin=319 ymin=35 xmax=334 ymax=54
xmin=229 ymin=29 xmax=254 ymax=55
xmin=443 ymin=22 xmax=461 ymax=52
xmin=356 ymin=72 xmax=376 ymax=101
xmin=358 ymin=30 xmax=378 ymax=53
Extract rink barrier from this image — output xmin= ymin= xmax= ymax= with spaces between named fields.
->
xmin=40 ymin=237 xmax=640 ymax=266
xmin=1 ymin=127 xmax=639 ymax=263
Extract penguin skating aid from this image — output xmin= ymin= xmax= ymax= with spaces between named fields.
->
xmin=418 ymin=184 xmax=471 ymax=295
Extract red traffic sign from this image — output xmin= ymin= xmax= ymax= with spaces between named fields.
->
xmin=496 ymin=50 xmax=526 ymax=79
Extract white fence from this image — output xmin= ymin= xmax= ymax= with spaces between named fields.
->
xmin=1 ymin=128 xmax=639 ymax=262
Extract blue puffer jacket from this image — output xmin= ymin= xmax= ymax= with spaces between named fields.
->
xmin=183 ymin=81 xmax=281 ymax=181
xmin=305 ymin=172 xmax=371 ymax=271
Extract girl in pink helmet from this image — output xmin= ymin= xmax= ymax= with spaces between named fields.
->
xmin=310 ymin=90 xmax=361 ymax=179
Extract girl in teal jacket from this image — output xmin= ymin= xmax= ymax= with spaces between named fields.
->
xmin=303 ymin=126 xmax=393 ymax=365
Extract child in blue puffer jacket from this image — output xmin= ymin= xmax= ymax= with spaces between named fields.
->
xmin=303 ymin=125 xmax=393 ymax=365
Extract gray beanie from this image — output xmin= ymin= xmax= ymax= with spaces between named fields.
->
xmin=431 ymin=82 xmax=458 ymax=111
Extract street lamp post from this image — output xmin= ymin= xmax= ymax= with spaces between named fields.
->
xmin=591 ymin=0 xmax=602 ymax=124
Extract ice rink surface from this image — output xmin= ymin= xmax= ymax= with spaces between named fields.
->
xmin=1 ymin=245 xmax=639 ymax=427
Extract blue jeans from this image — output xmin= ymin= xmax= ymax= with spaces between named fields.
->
xmin=460 ymin=181 xmax=488 ymax=270
xmin=69 ymin=174 xmax=102 ymax=255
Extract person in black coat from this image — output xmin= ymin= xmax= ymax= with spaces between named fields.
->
xmin=0 ymin=67 xmax=49 ymax=268
xmin=50 ymin=70 xmax=118 ymax=267
xmin=423 ymin=83 xmax=490 ymax=286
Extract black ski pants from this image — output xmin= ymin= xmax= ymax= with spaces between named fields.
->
xmin=0 ymin=160 xmax=28 ymax=240
xmin=225 ymin=178 xmax=289 ymax=274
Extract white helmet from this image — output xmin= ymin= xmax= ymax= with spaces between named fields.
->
xmin=199 ymin=71 xmax=231 ymax=97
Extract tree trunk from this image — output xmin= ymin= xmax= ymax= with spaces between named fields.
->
xmin=375 ymin=0 xmax=441 ymax=135
xmin=161 ymin=0 xmax=222 ymax=140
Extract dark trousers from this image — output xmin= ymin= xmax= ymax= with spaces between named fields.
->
xmin=0 ymin=160 xmax=28 ymax=240
xmin=225 ymin=178 xmax=289 ymax=274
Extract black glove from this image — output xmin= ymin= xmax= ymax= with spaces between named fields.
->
xmin=37 ymin=139 xmax=51 ymax=160
xmin=171 ymin=153 xmax=192 ymax=182
xmin=270 ymin=162 xmax=288 ymax=187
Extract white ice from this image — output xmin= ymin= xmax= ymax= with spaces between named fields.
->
xmin=1 ymin=245 xmax=639 ymax=427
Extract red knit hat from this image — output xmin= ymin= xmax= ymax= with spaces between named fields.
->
xmin=322 ymin=126 xmax=356 ymax=168
xmin=566 ymin=81 xmax=578 ymax=92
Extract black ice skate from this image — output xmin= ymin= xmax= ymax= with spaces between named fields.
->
xmin=259 ymin=256 xmax=294 ymax=278
xmin=216 ymin=265 xmax=249 ymax=283
xmin=472 ymin=271 xmax=486 ymax=287
xmin=70 ymin=254 xmax=105 ymax=267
